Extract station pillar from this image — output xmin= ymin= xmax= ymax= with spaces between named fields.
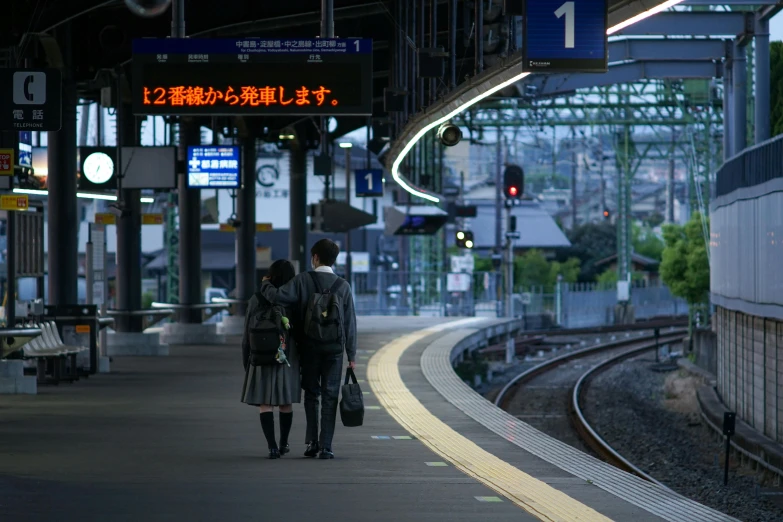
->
xmin=47 ymin=25 xmax=78 ymax=306
xmin=755 ymin=15 xmax=771 ymax=144
xmin=289 ymin=141 xmax=308 ymax=273
xmin=732 ymin=40 xmax=747 ymax=157
xmin=108 ymin=106 xmax=168 ymax=356
xmin=161 ymin=119 xmax=224 ymax=345
xmin=218 ymin=136 xmax=256 ymax=335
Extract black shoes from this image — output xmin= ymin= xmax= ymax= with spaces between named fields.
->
xmin=279 ymin=444 xmax=290 ymax=456
xmin=304 ymin=441 xmax=319 ymax=458
xmin=269 ymin=448 xmax=280 ymax=459
xmin=319 ymin=448 xmax=334 ymax=459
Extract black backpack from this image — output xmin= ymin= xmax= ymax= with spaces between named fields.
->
xmin=247 ymin=293 xmax=285 ymax=366
xmin=303 ymin=272 xmax=345 ymax=354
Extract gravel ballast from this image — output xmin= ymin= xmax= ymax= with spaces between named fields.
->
xmin=585 ymin=354 xmax=783 ymax=522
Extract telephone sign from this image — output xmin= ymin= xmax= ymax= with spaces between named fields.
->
xmin=0 ymin=69 xmax=62 ymax=131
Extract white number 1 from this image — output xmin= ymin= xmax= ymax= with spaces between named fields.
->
xmin=555 ymin=2 xmax=575 ymax=49
xmin=354 ymin=39 xmax=360 ymax=51
xmin=365 ymin=172 xmax=373 ymax=190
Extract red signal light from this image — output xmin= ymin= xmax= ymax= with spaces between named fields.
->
xmin=508 ymin=186 xmax=518 ymax=197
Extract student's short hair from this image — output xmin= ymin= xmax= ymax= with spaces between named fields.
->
xmin=311 ymin=239 xmax=339 ymax=267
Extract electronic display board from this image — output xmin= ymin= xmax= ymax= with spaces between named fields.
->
xmin=132 ymin=38 xmax=373 ymax=116
xmin=187 ymin=146 xmax=240 ymax=188
xmin=523 ymin=0 xmax=608 ymax=73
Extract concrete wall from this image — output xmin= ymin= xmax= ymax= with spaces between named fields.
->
xmin=715 ymin=306 xmax=783 ymax=443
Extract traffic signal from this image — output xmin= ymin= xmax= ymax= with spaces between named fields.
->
xmin=503 ymin=165 xmax=524 ymax=199
xmin=602 ymin=207 xmax=610 ymax=220
xmin=456 ymin=230 xmax=474 ymax=249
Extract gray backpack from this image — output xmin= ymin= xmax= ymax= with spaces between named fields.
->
xmin=303 ymin=272 xmax=345 ymax=354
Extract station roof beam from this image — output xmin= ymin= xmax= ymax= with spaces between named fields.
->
xmin=521 ymin=61 xmax=722 ymax=99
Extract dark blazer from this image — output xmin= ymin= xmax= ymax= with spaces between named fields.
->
xmin=259 ymin=269 xmax=358 ymax=362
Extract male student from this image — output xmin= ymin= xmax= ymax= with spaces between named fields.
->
xmin=259 ymin=238 xmax=357 ymax=459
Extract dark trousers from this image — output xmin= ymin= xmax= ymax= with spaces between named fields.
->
xmin=301 ymin=351 xmax=343 ymax=449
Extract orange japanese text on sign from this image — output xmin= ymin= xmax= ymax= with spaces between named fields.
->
xmin=0 ymin=194 xmax=28 ymax=211
xmin=142 ymin=213 xmax=164 ymax=225
xmin=142 ymin=85 xmax=339 ymax=108
xmin=75 ymin=325 xmax=91 ymax=334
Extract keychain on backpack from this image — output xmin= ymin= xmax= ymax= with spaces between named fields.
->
xmin=275 ymin=335 xmax=291 ymax=367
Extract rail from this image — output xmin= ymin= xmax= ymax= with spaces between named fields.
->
xmin=150 ymin=302 xmax=229 ymax=323
xmin=570 ymin=334 xmax=685 ymax=488
xmin=493 ymin=326 xmax=683 ymax=408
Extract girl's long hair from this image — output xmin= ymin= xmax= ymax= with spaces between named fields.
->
xmin=267 ymin=259 xmax=296 ymax=289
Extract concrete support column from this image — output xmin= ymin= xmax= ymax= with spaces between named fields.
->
xmin=732 ymin=40 xmax=747 ymax=157
xmin=115 ymin=105 xmax=142 ymax=332
xmin=47 ymin=24 xmax=78 ymax=306
xmin=289 ymin=143 xmax=308 ymax=273
xmin=755 ymin=15 xmax=771 ymax=144
xmin=236 ymin=137 xmax=257 ymax=315
xmin=723 ymin=62 xmax=733 ymax=160
xmin=177 ymin=120 xmax=202 ymax=323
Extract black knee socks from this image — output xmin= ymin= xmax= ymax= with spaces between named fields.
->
xmin=259 ymin=412 xmax=277 ymax=449
xmin=279 ymin=411 xmax=293 ymax=447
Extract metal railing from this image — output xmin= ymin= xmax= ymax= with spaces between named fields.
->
xmin=349 ymin=271 xmax=687 ymax=327
xmin=716 ymin=133 xmax=783 ymax=197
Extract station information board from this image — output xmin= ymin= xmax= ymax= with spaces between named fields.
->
xmin=523 ymin=0 xmax=607 ymax=73
xmin=187 ymin=146 xmax=240 ymax=188
xmin=132 ymin=38 xmax=373 ymax=116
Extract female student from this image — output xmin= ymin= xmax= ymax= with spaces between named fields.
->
xmin=241 ymin=259 xmax=301 ymax=458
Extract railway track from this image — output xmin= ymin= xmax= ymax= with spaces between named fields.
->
xmin=495 ymin=325 xmax=686 ymax=485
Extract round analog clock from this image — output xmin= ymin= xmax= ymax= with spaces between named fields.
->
xmin=83 ymin=152 xmax=115 ymax=184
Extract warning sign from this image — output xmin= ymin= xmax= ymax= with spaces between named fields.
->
xmin=0 ymin=194 xmax=28 ymax=211
xmin=0 ymin=149 xmax=13 ymax=175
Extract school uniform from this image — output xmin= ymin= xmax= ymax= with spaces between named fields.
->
xmin=240 ymin=293 xmax=301 ymax=406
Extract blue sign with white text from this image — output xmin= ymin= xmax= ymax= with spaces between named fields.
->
xmin=355 ymin=168 xmax=383 ymax=197
xmin=523 ymin=0 xmax=607 ymax=73
xmin=187 ymin=146 xmax=240 ymax=188
xmin=18 ymin=131 xmax=32 ymax=168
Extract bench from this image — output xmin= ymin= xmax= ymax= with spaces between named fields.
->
xmin=19 ymin=321 xmax=89 ymax=384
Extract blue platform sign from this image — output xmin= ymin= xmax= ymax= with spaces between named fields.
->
xmin=187 ymin=146 xmax=240 ymax=188
xmin=18 ymin=131 xmax=32 ymax=168
xmin=355 ymin=168 xmax=383 ymax=197
xmin=523 ymin=0 xmax=608 ymax=73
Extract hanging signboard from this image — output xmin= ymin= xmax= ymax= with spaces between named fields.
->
xmin=131 ymin=38 xmax=373 ymax=116
xmin=523 ymin=0 xmax=608 ymax=73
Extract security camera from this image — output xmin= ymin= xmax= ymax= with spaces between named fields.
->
xmin=124 ymin=0 xmax=171 ymax=18
xmin=227 ymin=216 xmax=241 ymax=228
xmin=437 ymin=123 xmax=462 ymax=147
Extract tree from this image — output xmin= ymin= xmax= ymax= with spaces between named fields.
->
xmin=557 ymin=222 xmax=617 ymax=282
xmin=632 ymin=223 xmax=664 ymax=262
xmin=660 ymin=212 xmax=710 ymax=306
xmin=514 ymin=249 xmax=580 ymax=291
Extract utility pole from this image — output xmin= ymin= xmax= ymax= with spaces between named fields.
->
xmin=570 ymin=127 xmax=577 ymax=227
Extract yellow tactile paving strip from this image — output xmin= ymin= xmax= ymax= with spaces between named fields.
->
xmin=367 ymin=319 xmax=614 ymax=522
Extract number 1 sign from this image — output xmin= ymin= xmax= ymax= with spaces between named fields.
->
xmin=523 ymin=0 xmax=608 ymax=73
xmin=355 ymin=168 xmax=384 ymax=197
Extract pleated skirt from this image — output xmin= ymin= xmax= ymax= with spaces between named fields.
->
xmin=241 ymin=347 xmax=301 ymax=406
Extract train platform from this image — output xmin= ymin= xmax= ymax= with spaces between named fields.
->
xmin=0 ymin=317 xmax=736 ymax=522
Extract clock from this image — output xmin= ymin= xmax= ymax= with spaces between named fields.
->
xmin=83 ymin=152 xmax=115 ymax=184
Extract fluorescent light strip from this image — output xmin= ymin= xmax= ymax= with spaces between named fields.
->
xmin=13 ymin=188 xmax=155 ymax=203
xmin=391 ymin=0 xmax=685 ymax=203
